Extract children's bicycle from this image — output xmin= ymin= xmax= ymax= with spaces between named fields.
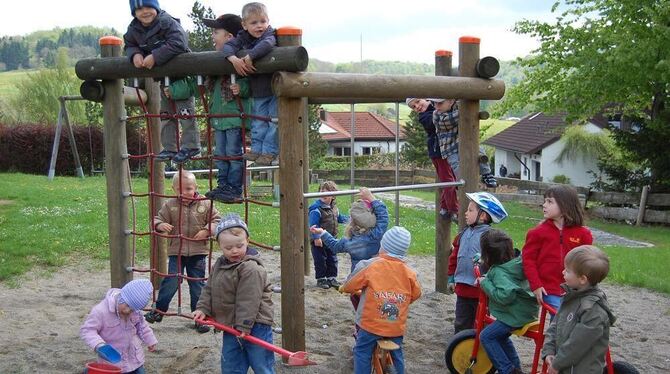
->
xmin=372 ymin=339 xmax=399 ymax=374
xmin=444 ymin=264 xmax=639 ymax=374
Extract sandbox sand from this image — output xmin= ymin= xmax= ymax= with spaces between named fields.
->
xmin=1 ymin=251 xmax=669 ymax=373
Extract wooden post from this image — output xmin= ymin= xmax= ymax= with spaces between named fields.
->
xmin=636 ymin=185 xmax=650 ymax=226
xmin=277 ymin=27 xmax=311 ymax=277
xmin=457 ymin=36 xmax=481 ymax=229
xmin=434 ymin=50 xmax=452 ymax=294
xmin=100 ymin=36 xmax=132 ymax=288
xmin=276 ymin=26 xmax=306 ymax=355
xmin=144 ymin=78 xmax=166 ymax=289
xmin=47 ymin=101 xmax=65 ymax=181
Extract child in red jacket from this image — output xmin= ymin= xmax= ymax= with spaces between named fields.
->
xmin=522 ymin=185 xmax=593 ymax=311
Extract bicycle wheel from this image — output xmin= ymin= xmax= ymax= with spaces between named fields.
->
xmin=604 ymin=361 xmax=640 ymax=374
xmin=444 ymin=329 xmax=494 ymax=374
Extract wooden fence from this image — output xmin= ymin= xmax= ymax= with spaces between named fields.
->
xmin=310 ymin=169 xmax=670 ymax=224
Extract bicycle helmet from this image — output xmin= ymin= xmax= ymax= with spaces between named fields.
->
xmin=465 ymin=192 xmax=508 ymax=224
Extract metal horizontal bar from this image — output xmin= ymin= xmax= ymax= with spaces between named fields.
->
xmin=303 ymin=180 xmax=465 ymax=199
xmin=165 ymin=165 xmax=278 ymax=177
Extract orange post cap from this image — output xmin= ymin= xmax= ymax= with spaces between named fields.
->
xmin=99 ymin=36 xmax=123 ymax=46
xmin=276 ymin=26 xmax=302 ymax=36
xmin=459 ymin=36 xmax=481 ymax=44
xmin=435 ymin=50 xmax=453 ymax=57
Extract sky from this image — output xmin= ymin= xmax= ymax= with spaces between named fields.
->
xmin=0 ymin=0 xmax=561 ymax=64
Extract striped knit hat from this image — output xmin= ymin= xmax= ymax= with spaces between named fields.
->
xmin=215 ymin=213 xmax=249 ymax=239
xmin=380 ymin=226 xmax=411 ymax=259
xmin=130 ymin=0 xmax=160 ymax=16
xmin=119 ymin=279 xmax=153 ymax=311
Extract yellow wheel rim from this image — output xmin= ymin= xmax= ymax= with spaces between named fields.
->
xmin=449 ymin=338 xmax=493 ymax=374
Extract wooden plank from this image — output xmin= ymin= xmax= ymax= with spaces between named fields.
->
xmin=272 ymin=72 xmax=505 ymax=100
xmin=590 ymin=206 xmax=670 ymax=223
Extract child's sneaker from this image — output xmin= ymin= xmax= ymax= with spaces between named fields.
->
xmin=481 ymin=173 xmax=498 ymax=188
xmin=316 ymin=278 xmax=330 ymax=289
xmin=254 ymin=154 xmax=274 ymax=166
xmin=195 ymin=321 xmax=211 ymax=334
xmin=172 ymin=148 xmax=201 ymax=164
xmin=270 ymin=155 xmax=279 ymax=166
xmin=243 ymin=152 xmax=260 ymax=161
xmin=154 ymin=149 xmax=177 ymax=162
xmin=144 ymin=310 xmax=163 ymax=323
xmin=328 ymin=278 xmax=342 ymax=288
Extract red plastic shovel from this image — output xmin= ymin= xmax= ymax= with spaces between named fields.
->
xmin=199 ymin=318 xmax=317 ymax=366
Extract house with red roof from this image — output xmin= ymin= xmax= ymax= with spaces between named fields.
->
xmin=483 ymin=112 xmax=610 ymax=187
xmin=318 ymin=110 xmax=406 ymax=156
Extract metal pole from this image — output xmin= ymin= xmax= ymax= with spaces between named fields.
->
xmin=394 ymin=102 xmax=400 ymax=226
xmin=304 ymin=180 xmax=465 ymax=199
xmin=350 ymin=104 xmax=355 ymax=202
xmin=47 ymin=101 xmax=65 ymax=180
xmin=61 ymin=96 xmax=85 ymax=178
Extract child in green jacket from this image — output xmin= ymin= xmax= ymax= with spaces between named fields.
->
xmin=478 ymin=229 xmax=538 ymax=374
xmin=167 ymin=14 xmax=252 ymax=202
xmin=542 ymin=245 xmax=616 ymax=374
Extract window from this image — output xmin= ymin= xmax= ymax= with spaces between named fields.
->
xmin=361 ymin=146 xmax=381 ymax=155
xmin=334 ymin=147 xmax=351 ymax=156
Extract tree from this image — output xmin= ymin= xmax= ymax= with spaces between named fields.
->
xmin=308 ymin=105 xmax=328 ymax=166
xmin=554 ymin=125 xmax=614 ymax=165
xmin=495 ymin=0 xmax=670 ymax=190
xmin=188 ymin=1 xmax=216 ymax=52
xmin=400 ymin=111 xmax=430 ymax=168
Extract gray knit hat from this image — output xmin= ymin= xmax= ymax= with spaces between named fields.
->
xmin=349 ymin=200 xmax=376 ymax=229
xmin=119 ymin=279 xmax=153 ymax=311
xmin=381 ymin=226 xmax=411 ymax=259
xmin=405 ymin=98 xmax=418 ymax=106
xmin=215 ymin=213 xmax=249 ymax=239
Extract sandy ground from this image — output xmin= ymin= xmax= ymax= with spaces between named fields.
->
xmin=1 ymin=251 xmax=669 ymax=374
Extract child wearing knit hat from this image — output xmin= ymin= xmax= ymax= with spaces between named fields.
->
xmin=193 ymin=213 xmax=275 ymax=373
xmin=124 ymin=0 xmax=201 ymax=164
xmin=80 ymin=279 xmax=157 ymax=373
xmin=341 ymin=226 xmax=422 ymax=373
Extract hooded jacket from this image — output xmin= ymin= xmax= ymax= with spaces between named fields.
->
xmin=417 ymin=103 xmax=440 ymax=159
xmin=308 ymin=199 xmax=349 ymax=240
xmin=522 ymin=219 xmax=593 ymax=295
xmin=318 ymin=199 xmax=389 ymax=272
xmin=80 ymin=289 xmax=158 ymax=373
xmin=153 ymin=196 xmax=221 ymax=256
xmin=480 ymin=257 xmax=538 ymax=328
xmin=195 ymin=248 xmax=274 ymax=333
xmin=222 ymin=27 xmax=277 ymax=98
xmin=123 ymin=10 xmax=190 ymax=66
xmin=542 ymin=284 xmax=616 ymax=374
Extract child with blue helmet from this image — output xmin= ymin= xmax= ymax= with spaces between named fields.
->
xmin=447 ymin=192 xmax=508 ymax=333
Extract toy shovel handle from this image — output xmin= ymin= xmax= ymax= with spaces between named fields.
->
xmin=200 ymin=318 xmax=292 ymax=357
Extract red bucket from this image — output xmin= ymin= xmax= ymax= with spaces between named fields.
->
xmin=85 ymin=362 xmax=122 ymax=374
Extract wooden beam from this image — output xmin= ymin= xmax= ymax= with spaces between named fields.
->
xmin=273 ymin=72 xmax=505 ymax=100
xmin=457 ymin=37 xmax=482 ymax=229
xmin=434 ymin=49 xmax=452 ymax=294
xmin=101 ymin=37 xmax=132 ymax=288
xmin=278 ymin=96 xmax=307 ymax=352
xmin=76 ymin=46 xmax=308 ymax=80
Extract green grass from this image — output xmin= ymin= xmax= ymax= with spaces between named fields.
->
xmin=0 ymin=69 xmax=36 ymax=98
xmin=1 ymin=173 xmax=669 ymax=294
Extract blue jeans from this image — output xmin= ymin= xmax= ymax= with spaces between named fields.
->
xmin=214 ymin=128 xmax=243 ymax=192
xmin=221 ymin=323 xmax=275 ymax=374
xmin=311 ymin=242 xmax=338 ymax=279
xmin=446 ymin=146 xmax=491 ymax=178
xmin=544 ymin=294 xmax=562 ymax=318
xmin=354 ymin=329 xmax=404 ymax=374
xmin=480 ymin=320 xmax=521 ymax=374
xmin=251 ymin=96 xmax=278 ymax=156
xmin=155 ymin=255 xmax=207 ymax=313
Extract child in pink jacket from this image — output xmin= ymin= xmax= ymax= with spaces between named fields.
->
xmin=80 ymin=279 xmax=157 ymax=374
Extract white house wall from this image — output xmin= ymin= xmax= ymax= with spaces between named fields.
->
xmin=541 ymin=123 xmax=603 ymax=187
xmin=326 ymin=140 xmax=406 ymax=156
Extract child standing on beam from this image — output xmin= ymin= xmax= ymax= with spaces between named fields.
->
xmin=222 ymin=2 xmax=279 ymax=166
xmin=124 ymin=0 xmax=200 ymax=164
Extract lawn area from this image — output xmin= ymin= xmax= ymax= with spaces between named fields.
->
xmin=0 ymin=69 xmax=35 ymax=98
xmin=1 ymin=172 xmax=669 ymax=293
